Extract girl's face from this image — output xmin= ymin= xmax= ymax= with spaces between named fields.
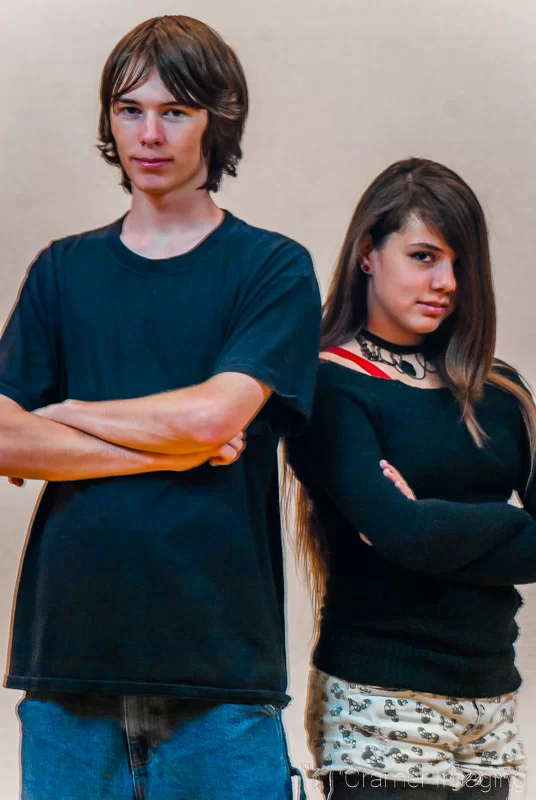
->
xmin=362 ymin=214 xmax=458 ymax=346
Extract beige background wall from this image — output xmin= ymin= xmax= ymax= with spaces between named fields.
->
xmin=1 ymin=0 xmax=535 ymax=797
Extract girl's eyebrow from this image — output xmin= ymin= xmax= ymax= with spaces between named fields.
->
xmin=408 ymin=242 xmax=444 ymax=252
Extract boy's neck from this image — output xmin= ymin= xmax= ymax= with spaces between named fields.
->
xmin=121 ymin=188 xmax=224 ymax=259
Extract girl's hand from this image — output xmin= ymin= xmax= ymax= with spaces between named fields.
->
xmin=379 ymin=459 xmax=416 ymax=500
xmin=360 ymin=460 xmax=416 ymax=546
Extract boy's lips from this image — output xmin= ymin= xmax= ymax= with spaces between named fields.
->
xmin=134 ymin=157 xmax=172 ymax=168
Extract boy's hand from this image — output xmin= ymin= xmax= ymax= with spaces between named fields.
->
xmin=6 ymin=433 xmax=247 ymax=484
xmin=209 ymin=432 xmax=246 ymax=466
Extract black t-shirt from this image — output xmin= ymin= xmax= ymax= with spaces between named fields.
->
xmin=287 ymin=361 xmax=536 ymax=698
xmin=0 ymin=211 xmax=321 ymax=706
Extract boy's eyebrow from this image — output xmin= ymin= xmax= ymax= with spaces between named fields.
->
xmin=115 ymin=95 xmax=184 ymax=106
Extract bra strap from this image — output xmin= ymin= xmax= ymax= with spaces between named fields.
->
xmin=324 ymin=347 xmax=392 ymax=380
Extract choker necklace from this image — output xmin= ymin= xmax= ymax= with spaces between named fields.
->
xmin=355 ymin=330 xmax=436 ymax=380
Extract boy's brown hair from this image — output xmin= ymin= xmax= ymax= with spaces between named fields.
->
xmin=98 ymin=15 xmax=248 ymax=193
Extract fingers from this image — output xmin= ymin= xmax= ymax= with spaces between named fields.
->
xmin=216 ymin=443 xmax=238 ymax=462
xmin=227 ymin=432 xmax=245 ymax=453
xmin=379 ymin=459 xmax=416 ymax=500
xmin=396 ymin=483 xmax=416 ymax=500
xmin=379 ymin=459 xmax=404 ymax=482
xmin=210 ymin=433 xmax=247 ymax=467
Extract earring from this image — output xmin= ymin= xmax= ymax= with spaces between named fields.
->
xmin=361 ymin=263 xmax=371 ymax=274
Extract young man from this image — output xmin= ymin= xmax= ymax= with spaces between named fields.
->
xmin=0 ymin=16 xmax=320 ymax=799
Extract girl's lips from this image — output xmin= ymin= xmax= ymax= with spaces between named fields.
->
xmin=418 ymin=302 xmax=449 ymax=315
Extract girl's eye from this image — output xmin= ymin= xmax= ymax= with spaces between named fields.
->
xmin=411 ymin=251 xmax=434 ymax=263
xmin=165 ymin=108 xmax=185 ymax=119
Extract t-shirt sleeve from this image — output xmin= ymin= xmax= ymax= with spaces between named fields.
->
xmin=286 ymin=368 xmax=536 ymax=574
xmin=0 ymin=245 xmax=62 ymax=411
xmin=212 ymin=240 xmax=321 ymax=437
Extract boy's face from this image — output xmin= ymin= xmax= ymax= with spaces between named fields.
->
xmin=111 ymin=68 xmax=209 ymax=197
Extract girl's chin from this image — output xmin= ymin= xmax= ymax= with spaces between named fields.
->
xmin=408 ymin=318 xmax=445 ymax=336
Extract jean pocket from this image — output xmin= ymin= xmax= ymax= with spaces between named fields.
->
xmin=253 ymin=703 xmax=280 ymax=718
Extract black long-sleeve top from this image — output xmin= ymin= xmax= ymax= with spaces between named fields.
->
xmin=286 ymin=360 xmax=536 ymax=697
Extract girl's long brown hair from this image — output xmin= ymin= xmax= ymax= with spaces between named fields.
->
xmin=284 ymin=157 xmax=536 ymax=622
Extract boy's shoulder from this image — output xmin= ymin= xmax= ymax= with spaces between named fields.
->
xmin=46 ymin=217 xmax=120 ymax=255
xmin=22 ymin=219 xmax=119 ymax=286
xmin=45 ymin=212 xmax=309 ymax=254
xmin=36 ymin=212 xmax=316 ymax=283
xmin=224 ymin=212 xmax=315 ymax=279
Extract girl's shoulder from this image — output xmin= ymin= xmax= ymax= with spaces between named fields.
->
xmin=316 ymin=353 xmax=452 ymax=401
xmin=319 ymin=347 xmax=392 ymax=379
xmin=491 ymin=358 xmax=530 ymax=389
xmin=316 ymin=356 xmax=389 ymax=393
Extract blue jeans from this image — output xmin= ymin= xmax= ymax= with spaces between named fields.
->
xmin=18 ymin=692 xmax=306 ymax=800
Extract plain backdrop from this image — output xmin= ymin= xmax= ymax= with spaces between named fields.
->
xmin=1 ymin=1 xmax=536 ymax=797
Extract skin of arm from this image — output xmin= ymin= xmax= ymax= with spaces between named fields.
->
xmin=0 ymin=395 xmax=244 ymax=482
xmin=33 ymin=372 xmax=271 ymax=455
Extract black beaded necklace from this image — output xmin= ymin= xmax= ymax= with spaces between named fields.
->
xmin=355 ymin=330 xmax=437 ymax=380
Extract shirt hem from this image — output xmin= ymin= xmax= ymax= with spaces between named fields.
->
xmin=313 ymin=630 xmax=522 ymax=700
xmin=4 ymin=674 xmax=291 ymax=708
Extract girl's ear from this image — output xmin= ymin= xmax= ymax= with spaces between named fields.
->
xmin=360 ymin=234 xmax=374 ymax=274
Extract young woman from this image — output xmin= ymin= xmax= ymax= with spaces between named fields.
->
xmin=285 ymin=158 xmax=536 ymax=799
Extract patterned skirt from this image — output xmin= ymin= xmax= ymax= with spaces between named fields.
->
xmin=306 ymin=668 xmax=526 ymax=791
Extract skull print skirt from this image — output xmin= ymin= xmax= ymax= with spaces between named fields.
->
xmin=306 ymin=668 xmax=526 ymax=791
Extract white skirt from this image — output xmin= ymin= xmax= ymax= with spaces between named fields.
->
xmin=306 ymin=668 xmax=526 ymax=792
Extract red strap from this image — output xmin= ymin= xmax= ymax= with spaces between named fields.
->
xmin=324 ymin=347 xmax=392 ymax=380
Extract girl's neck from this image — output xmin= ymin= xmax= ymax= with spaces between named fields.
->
xmin=365 ymin=320 xmax=425 ymax=349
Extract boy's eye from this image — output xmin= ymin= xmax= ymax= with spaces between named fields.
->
xmin=117 ymin=106 xmax=185 ymax=119
xmin=120 ymin=106 xmax=140 ymax=116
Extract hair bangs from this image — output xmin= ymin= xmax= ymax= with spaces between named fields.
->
xmin=98 ymin=15 xmax=248 ymax=193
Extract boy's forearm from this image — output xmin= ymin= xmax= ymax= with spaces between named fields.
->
xmin=34 ymin=374 xmax=267 ymax=455
xmin=34 ymin=391 xmax=222 ymax=456
xmin=0 ymin=405 xmax=213 ymax=481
